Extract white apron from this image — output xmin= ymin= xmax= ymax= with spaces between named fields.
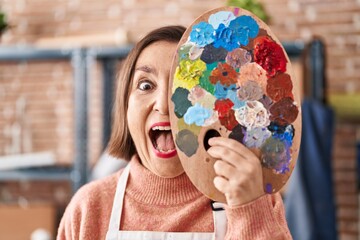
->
xmin=105 ymin=164 xmax=227 ymax=240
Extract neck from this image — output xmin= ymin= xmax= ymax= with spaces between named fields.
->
xmin=125 ymin=155 xmax=204 ymax=206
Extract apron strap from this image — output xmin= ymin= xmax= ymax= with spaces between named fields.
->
xmin=106 ymin=163 xmax=131 ymax=240
xmin=212 ymin=201 xmax=227 ymax=240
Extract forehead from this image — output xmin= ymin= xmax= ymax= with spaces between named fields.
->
xmin=135 ymin=41 xmax=178 ymax=68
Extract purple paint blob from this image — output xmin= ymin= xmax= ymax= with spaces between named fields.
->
xmin=233 ymin=8 xmax=239 ymax=16
xmin=260 ymin=137 xmax=291 ymax=174
xmin=265 ymin=183 xmax=273 ymax=193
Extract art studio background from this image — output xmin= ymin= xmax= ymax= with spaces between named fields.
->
xmin=0 ymin=0 xmax=359 ymax=239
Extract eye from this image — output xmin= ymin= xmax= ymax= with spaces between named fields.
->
xmin=137 ymin=80 xmax=154 ymax=91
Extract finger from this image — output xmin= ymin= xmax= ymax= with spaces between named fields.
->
xmin=208 ymin=145 xmax=251 ymax=169
xmin=208 ymin=137 xmax=256 ymax=159
xmin=213 ymin=176 xmax=230 ymax=194
xmin=213 ymin=160 xmax=236 ymax=179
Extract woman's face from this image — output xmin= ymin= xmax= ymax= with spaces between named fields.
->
xmin=127 ymin=41 xmax=184 ymax=178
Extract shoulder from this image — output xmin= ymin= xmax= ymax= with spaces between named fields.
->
xmin=62 ymin=167 xmax=125 ymax=224
xmin=57 ymin=168 xmax=125 ymax=239
xmin=71 ymin=168 xmax=124 ymax=208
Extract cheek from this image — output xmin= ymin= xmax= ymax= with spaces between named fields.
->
xmin=127 ymin=96 xmax=147 ymax=135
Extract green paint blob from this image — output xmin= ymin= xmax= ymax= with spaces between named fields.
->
xmin=199 ymin=70 xmax=215 ymax=94
xmin=171 ymin=87 xmax=192 ymax=118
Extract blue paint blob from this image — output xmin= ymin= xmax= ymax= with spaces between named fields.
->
xmin=213 ymin=23 xmax=239 ymax=51
xmin=214 ymin=82 xmax=237 ymax=100
xmin=208 ymin=11 xmax=236 ymax=29
xmin=213 ymin=16 xmax=259 ymax=51
xmin=229 ymin=15 xmax=259 ymax=41
xmin=272 ymin=125 xmax=294 ymax=148
xmin=184 ymin=103 xmax=212 ymax=126
xmin=189 ymin=22 xmax=215 ymax=47
xmin=226 ymin=88 xmax=245 ymax=109
xmin=214 ymin=81 xmax=228 ymax=99
xmin=171 ymin=87 xmax=193 ymax=118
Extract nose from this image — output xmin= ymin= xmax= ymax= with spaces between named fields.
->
xmin=153 ymin=82 xmax=169 ymax=115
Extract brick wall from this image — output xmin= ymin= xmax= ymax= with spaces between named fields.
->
xmin=333 ymin=124 xmax=360 ymax=239
xmin=0 ymin=0 xmax=359 ymax=239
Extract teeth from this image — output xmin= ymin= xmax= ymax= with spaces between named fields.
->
xmin=156 ymin=147 xmax=175 ymax=153
xmin=152 ymin=126 xmax=171 ymax=131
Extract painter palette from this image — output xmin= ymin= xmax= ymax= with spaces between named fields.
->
xmin=169 ymin=7 xmax=302 ymax=203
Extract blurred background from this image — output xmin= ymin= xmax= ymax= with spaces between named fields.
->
xmin=0 ymin=0 xmax=359 ymax=239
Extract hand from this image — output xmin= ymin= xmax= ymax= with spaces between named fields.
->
xmin=207 ymin=137 xmax=264 ymax=207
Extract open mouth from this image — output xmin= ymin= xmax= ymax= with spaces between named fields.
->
xmin=149 ymin=123 xmax=177 ymax=158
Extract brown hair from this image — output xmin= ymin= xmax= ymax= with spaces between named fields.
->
xmin=107 ymin=25 xmax=186 ymax=160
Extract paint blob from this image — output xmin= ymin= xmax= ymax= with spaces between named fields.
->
xmin=219 ymin=109 xmax=238 ymax=131
xmin=228 ymin=124 xmax=246 ymax=143
xmin=237 ymin=62 xmax=267 ymax=90
xmin=234 ymin=101 xmax=270 ymax=130
xmin=189 ymin=22 xmax=215 ymax=47
xmin=243 ymin=127 xmax=272 ymax=148
xmin=171 ymin=87 xmax=192 ymax=118
xmin=266 ymin=73 xmax=294 ymax=102
xmin=269 ymin=97 xmax=299 ymax=126
xmin=226 ymin=88 xmax=245 ymax=109
xmin=209 ymin=62 xmax=238 ymax=86
xmin=200 ymin=44 xmax=228 ymax=64
xmin=226 ymin=48 xmax=252 ymax=69
xmin=174 ymin=58 xmax=206 ymax=91
xmin=208 ymin=11 xmax=236 ymax=29
xmin=175 ymin=129 xmax=199 ymax=157
xmin=261 ymin=137 xmax=291 ymax=173
xmin=253 ymin=36 xmax=287 ymax=77
xmin=265 ymin=183 xmax=273 ymax=193
xmin=237 ymin=80 xmax=264 ymax=101
xmin=184 ymin=103 xmax=212 ymax=126
xmin=177 ymin=118 xmax=201 ymax=135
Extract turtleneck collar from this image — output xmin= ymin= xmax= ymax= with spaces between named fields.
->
xmin=125 ymin=155 xmax=204 ymax=206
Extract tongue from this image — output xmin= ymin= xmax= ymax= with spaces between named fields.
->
xmin=155 ymin=131 xmax=175 ymax=152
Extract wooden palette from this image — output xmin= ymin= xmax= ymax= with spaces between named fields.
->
xmin=169 ymin=7 xmax=302 ymax=203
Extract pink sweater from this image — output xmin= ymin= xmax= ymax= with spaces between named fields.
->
xmin=57 ymin=155 xmax=292 ymax=239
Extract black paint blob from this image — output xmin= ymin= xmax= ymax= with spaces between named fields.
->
xmin=200 ymin=44 xmax=228 ymax=64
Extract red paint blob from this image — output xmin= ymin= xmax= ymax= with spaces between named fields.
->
xmin=214 ymin=99 xmax=234 ymax=117
xmin=267 ymin=73 xmax=294 ymax=102
xmin=219 ymin=109 xmax=238 ymax=131
xmin=269 ymin=97 xmax=299 ymax=126
xmin=214 ymin=99 xmax=237 ymax=130
xmin=254 ymin=36 xmax=287 ymax=77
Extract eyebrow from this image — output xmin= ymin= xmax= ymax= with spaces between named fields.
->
xmin=135 ymin=65 xmax=157 ymax=75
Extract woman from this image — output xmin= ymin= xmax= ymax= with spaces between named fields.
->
xmin=57 ymin=25 xmax=292 ymax=240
